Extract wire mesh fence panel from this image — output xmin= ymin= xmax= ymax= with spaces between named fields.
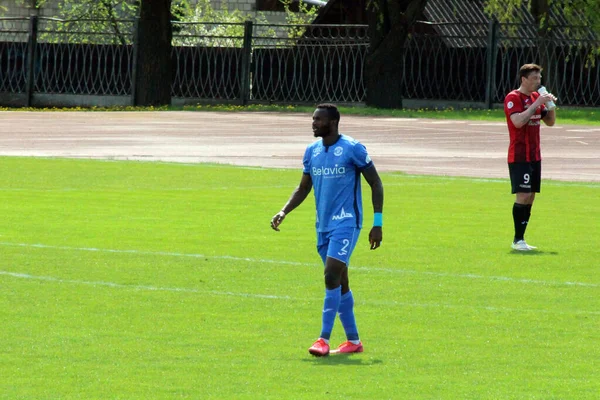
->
xmin=171 ymin=22 xmax=245 ymax=100
xmin=495 ymin=23 xmax=600 ymax=106
xmin=402 ymin=23 xmax=489 ymax=102
xmin=251 ymin=24 xmax=369 ymax=103
xmin=556 ymin=45 xmax=600 ymax=107
xmin=34 ymin=18 xmax=135 ymax=95
xmin=2 ymin=17 xmax=599 ymax=107
xmin=0 ymin=18 xmax=29 ymax=93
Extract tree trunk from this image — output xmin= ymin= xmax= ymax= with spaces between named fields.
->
xmin=530 ymin=0 xmax=556 ymax=94
xmin=134 ymin=0 xmax=172 ymax=106
xmin=365 ymin=0 xmax=428 ymax=108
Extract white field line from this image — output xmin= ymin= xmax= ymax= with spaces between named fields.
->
xmin=1 ymin=270 xmax=598 ymax=316
xmin=0 ymin=271 xmax=289 ymax=300
xmin=0 ymin=185 xmax=296 ymax=192
xmin=0 ymin=241 xmax=598 ymax=289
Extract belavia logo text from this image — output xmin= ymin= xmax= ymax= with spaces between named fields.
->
xmin=332 ymin=208 xmax=353 ymax=220
xmin=312 ymin=165 xmax=346 ymax=176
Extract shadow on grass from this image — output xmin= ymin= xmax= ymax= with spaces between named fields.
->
xmin=304 ymin=354 xmax=384 ymax=366
xmin=509 ymin=250 xmax=559 ymax=256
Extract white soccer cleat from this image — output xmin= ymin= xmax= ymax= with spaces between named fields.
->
xmin=526 ymin=243 xmax=537 ymax=250
xmin=511 ymin=240 xmax=532 ymax=251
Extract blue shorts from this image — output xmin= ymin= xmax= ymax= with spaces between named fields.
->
xmin=316 ymin=227 xmax=361 ymax=266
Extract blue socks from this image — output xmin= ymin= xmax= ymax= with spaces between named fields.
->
xmin=319 ymin=287 xmax=341 ymax=340
xmin=319 ymin=288 xmax=360 ymax=342
xmin=338 ymin=291 xmax=359 ymax=341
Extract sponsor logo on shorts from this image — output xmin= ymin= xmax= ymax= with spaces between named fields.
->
xmin=519 ymin=184 xmax=531 ymax=188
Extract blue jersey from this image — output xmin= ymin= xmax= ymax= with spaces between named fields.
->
xmin=302 ymin=134 xmax=373 ymax=232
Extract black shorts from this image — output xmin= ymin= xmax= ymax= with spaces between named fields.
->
xmin=508 ymin=161 xmax=541 ymax=194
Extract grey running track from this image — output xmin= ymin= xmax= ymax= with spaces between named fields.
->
xmin=0 ymin=111 xmax=598 ymax=182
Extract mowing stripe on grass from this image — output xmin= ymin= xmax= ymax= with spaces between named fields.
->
xmin=0 ymin=177 xmax=597 ymax=193
xmin=1 ymin=241 xmax=598 ymax=288
xmin=2 ymin=270 xmax=598 ymax=316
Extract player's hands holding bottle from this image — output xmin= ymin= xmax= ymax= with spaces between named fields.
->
xmin=537 ymin=86 xmax=557 ymax=110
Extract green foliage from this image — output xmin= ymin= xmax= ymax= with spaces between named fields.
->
xmin=27 ymin=0 xmax=315 ymax=47
xmin=281 ymin=0 xmax=318 ymax=38
xmin=366 ymin=0 xmax=385 ymax=30
xmin=171 ymin=0 xmax=193 ymax=22
xmin=485 ymin=0 xmax=600 ymax=38
xmin=14 ymin=0 xmax=47 ymax=8
xmin=173 ymin=0 xmax=315 ymax=46
xmin=485 ymin=0 xmax=600 ymax=32
xmin=38 ymin=0 xmax=138 ymax=44
xmin=485 ymin=0 xmax=599 ymax=66
xmin=58 ymin=0 xmax=138 ymax=21
xmin=0 ymin=0 xmax=44 ymax=16
xmin=37 ymin=0 xmax=189 ymax=44
xmin=3 ymin=0 xmax=321 ymax=47
xmin=173 ymin=0 xmax=265 ymax=47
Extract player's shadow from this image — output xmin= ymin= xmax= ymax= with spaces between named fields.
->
xmin=509 ymin=250 xmax=559 ymax=256
xmin=304 ymin=355 xmax=383 ymax=366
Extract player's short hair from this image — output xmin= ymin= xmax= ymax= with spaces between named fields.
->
xmin=316 ymin=103 xmax=340 ymax=125
xmin=519 ymin=63 xmax=543 ymax=80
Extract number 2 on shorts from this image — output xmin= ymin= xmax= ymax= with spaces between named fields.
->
xmin=338 ymin=239 xmax=350 ymax=256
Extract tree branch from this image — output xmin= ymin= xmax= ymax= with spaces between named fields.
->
xmin=102 ymin=0 xmax=127 ymax=45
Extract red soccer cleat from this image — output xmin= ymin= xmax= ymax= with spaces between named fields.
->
xmin=308 ymin=338 xmax=330 ymax=357
xmin=334 ymin=341 xmax=363 ymax=354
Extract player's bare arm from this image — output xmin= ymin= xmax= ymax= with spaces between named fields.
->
xmin=270 ymin=173 xmax=313 ymax=231
xmin=542 ymin=108 xmax=556 ymax=126
xmin=509 ymin=95 xmax=546 ymax=128
xmin=362 ymin=165 xmax=384 ymax=250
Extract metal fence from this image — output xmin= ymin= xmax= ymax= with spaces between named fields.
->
xmin=492 ymin=23 xmax=600 ymax=107
xmin=404 ymin=21 xmax=600 ymax=106
xmin=402 ymin=23 xmax=490 ymax=103
xmin=1 ymin=16 xmax=599 ymax=107
xmin=171 ymin=21 xmax=247 ymax=100
xmin=35 ymin=18 xmax=135 ymax=96
xmin=170 ymin=21 xmax=369 ymax=104
xmin=250 ymin=23 xmax=369 ymax=103
xmin=0 ymin=17 xmax=29 ymax=94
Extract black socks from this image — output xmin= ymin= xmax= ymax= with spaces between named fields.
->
xmin=512 ymin=203 xmax=531 ymax=242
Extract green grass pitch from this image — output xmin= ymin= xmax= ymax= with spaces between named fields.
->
xmin=1 ymin=157 xmax=598 ymax=399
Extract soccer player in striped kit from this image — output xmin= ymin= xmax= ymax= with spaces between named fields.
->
xmin=271 ymin=103 xmax=384 ymax=356
xmin=504 ymin=64 xmax=557 ymax=251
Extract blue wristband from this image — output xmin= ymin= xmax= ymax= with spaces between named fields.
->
xmin=373 ymin=213 xmax=383 ymax=227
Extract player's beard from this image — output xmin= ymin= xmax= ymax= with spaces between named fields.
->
xmin=313 ymin=125 xmax=330 ymax=138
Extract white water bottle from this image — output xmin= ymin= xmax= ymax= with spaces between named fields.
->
xmin=537 ymin=86 xmax=556 ymax=110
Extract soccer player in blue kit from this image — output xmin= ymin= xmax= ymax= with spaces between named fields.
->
xmin=270 ymin=104 xmax=384 ymax=356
